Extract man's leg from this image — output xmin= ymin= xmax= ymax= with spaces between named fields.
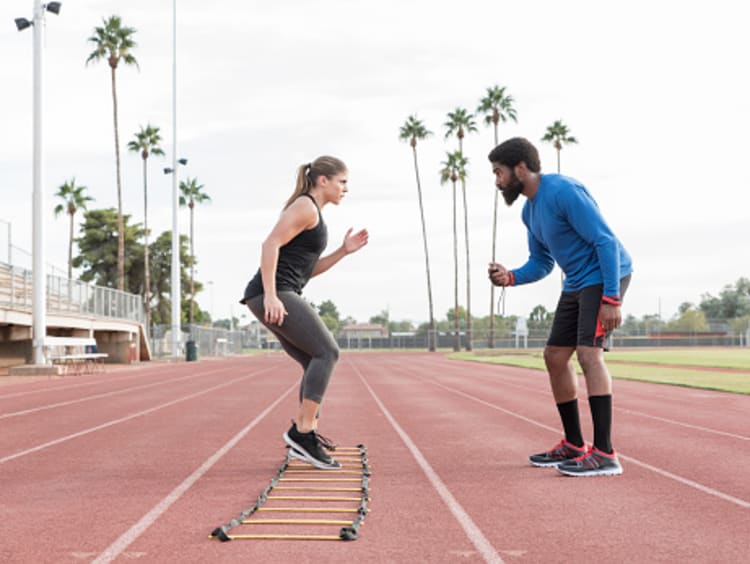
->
xmin=528 ymin=290 xmax=589 ymax=468
xmin=544 ymin=345 xmax=584 ymax=448
xmin=556 ymin=282 xmax=626 ymax=476
xmin=577 ymin=346 xmax=613 ymax=453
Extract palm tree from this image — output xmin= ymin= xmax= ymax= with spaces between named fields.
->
xmin=86 ymin=15 xmax=138 ymax=291
xmin=53 ymin=178 xmax=94 ymax=280
xmin=128 ymin=124 xmax=164 ymax=330
xmin=542 ymin=120 xmax=578 ymax=287
xmin=440 ymin=150 xmax=467 ymax=352
xmin=399 ymin=115 xmax=437 ymax=352
xmin=444 ymin=108 xmax=477 ymax=351
xmin=478 ymin=85 xmax=518 ymax=348
xmin=542 ymin=119 xmax=577 ymax=173
xmin=179 ymin=178 xmax=211 ymax=327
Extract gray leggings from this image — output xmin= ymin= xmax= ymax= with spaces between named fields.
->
xmin=246 ymin=292 xmax=339 ymax=404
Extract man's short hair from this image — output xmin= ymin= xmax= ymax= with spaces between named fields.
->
xmin=488 ymin=137 xmax=541 ymax=172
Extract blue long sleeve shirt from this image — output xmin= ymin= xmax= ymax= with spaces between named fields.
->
xmin=511 ymin=174 xmax=632 ymax=298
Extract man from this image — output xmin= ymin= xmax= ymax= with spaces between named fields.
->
xmin=487 ymin=137 xmax=632 ymax=477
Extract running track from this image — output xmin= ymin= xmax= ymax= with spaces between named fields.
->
xmin=1 ymin=353 xmax=747 ymax=563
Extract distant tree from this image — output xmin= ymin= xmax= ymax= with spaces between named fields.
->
xmin=440 ymin=151 xmax=468 ymax=351
xmin=700 ymin=278 xmax=750 ymax=319
xmin=541 ymin=119 xmax=577 ymax=173
xmin=444 ymin=108 xmax=478 ymax=351
xmin=53 ymin=178 xmax=94 ymax=280
xmin=529 ymin=304 xmax=551 ymax=321
xmin=542 ymin=119 xmax=577 ymax=287
xmin=317 ymin=299 xmax=341 ymax=335
xmin=477 ymin=85 xmax=517 ymax=347
xmin=369 ymin=309 xmax=389 ymax=327
xmin=390 ymin=320 xmax=415 ymax=333
xmin=341 ymin=315 xmax=357 ymax=327
xmin=667 ymin=309 xmax=710 ymax=332
xmin=86 ymin=15 xmax=139 ymax=291
xmin=148 ymin=230 xmax=193 ymax=325
xmin=678 ymin=302 xmax=695 ymax=315
xmin=128 ymin=123 xmax=164 ymax=328
xmin=399 ymin=114 xmax=436 ymax=351
xmin=179 ymin=177 xmax=211 ymax=326
xmin=73 ymin=208 xmax=143 ymax=293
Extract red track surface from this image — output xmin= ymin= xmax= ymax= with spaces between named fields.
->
xmin=1 ymin=353 xmax=747 ymax=563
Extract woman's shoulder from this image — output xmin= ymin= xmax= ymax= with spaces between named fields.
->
xmin=283 ymin=194 xmax=320 ymax=229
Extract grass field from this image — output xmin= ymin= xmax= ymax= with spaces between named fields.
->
xmin=450 ymin=347 xmax=750 ymax=395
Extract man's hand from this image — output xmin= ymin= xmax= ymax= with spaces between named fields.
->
xmin=599 ymin=303 xmax=622 ymax=332
xmin=488 ymin=262 xmax=514 ymax=287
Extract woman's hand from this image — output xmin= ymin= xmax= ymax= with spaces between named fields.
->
xmin=343 ymin=227 xmax=369 ymax=255
xmin=264 ymin=294 xmax=288 ymax=326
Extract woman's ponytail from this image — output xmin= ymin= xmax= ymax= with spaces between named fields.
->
xmin=285 ymin=163 xmax=313 ymax=208
xmin=284 ymin=156 xmax=347 ymax=209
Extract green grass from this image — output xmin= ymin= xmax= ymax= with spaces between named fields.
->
xmin=450 ymin=348 xmax=750 ymax=395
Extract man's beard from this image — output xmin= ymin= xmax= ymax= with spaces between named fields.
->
xmin=500 ymin=173 xmax=523 ymax=206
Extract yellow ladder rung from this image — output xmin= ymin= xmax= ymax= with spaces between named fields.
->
xmin=267 ymin=496 xmax=366 ymax=502
xmin=287 ymin=465 xmax=369 ymax=471
xmin=257 ymin=507 xmax=368 ymax=513
xmin=241 ymin=519 xmax=353 ymax=525
xmin=275 ymin=486 xmax=363 ymax=492
xmin=225 ymin=534 xmax=344 ymax=540
xmin=280 ymin=478 xmax=361 ymax=482
xmin=285 ymin=470 xmax=363 ymax=475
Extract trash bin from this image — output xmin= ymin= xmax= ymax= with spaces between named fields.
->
xmin=186 ymin=340 xmax=198 ymax=362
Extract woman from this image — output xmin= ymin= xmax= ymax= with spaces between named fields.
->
xmin=240 ymin=156 xmax=368 ymax=469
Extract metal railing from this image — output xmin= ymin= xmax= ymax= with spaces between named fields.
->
xmin=149 ymin=324 xmax=244 ymax=357
xmin=0 ymin=260 xmax=144 ymax=324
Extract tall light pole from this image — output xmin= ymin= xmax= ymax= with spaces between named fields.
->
xmin=15 ymin=1 xmax=62 ymax=365
xmin=164 ymin=157 xmax=187 ymax=357
xmin=170 ymin=0 xmax=181 ymax=358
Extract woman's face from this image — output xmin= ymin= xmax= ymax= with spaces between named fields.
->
xmin=321 ymin=171 xmax=349 ymax=205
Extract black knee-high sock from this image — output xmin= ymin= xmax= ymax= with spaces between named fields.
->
xmin=556 ymin=399 xmax=584 ymax=448
xmin=589 ymin=394 xmax=613 ymax=454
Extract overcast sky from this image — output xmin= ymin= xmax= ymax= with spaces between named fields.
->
xmin=1 ymin=0 xmax=748 ymax=327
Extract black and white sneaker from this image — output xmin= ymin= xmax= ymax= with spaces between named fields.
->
xmin=529 ymin=439 xmax=587 ymax=467
xmin=283 ymin=422 xmax=341 ymax=470
xmin=557 ymin=446 xmax=623 ymax=477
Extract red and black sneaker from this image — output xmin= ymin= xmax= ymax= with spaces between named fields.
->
xmin=529 ymin=439 xmax=587 ymax=467
xmin=556 ymin=446 xmax=623 ymax=477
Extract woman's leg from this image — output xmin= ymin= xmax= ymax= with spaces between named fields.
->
xmin=246 ymin=293 xmax=338 ymax=432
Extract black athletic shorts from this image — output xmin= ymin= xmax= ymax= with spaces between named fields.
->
xmin=547 ymin=274 xmax=631 ymax=351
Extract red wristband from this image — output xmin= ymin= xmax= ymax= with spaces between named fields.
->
xmin=602 ymin=296 xmax=621 ymax=307
xmin=507 ymin=271 xmax=515 ymax=286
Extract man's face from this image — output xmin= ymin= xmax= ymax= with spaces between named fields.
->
xmin=492 ymin=162 xmax=524 ymax=206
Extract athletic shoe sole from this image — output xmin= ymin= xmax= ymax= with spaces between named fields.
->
xmin=556 ymin=464 xmax=623 ymax=477
xmin=283 ymin=431 xmax=341 ymax=470
xmin=529 ymin=458 xmax=574 ymax=468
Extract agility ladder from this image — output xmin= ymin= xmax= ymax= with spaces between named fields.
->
xmin=210 ymin=444 xmax=370 ymax=541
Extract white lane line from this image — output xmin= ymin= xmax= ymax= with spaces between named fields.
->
xmin=399 ymin=358 xmax=750 ymax=442
xmin=350 ymin=361 xmax=504 ymax=564
xmin=0 ymin=366 xmax=276 ymax=465
xmin=616 ymin=408 xmax=750 ymax=441
xmin=413 ymin=372 xmax=750 ymax=510
xmin=618 ymin=455 xmax=750 ymax=508
xmin=0 ymin=366 xmax=235 ymax=420
xmin=0 ymin=357 xmax=267 ymax=401
xmin=91 ymin=381 xmax=297 ymax=564
xmin=0 ymin=369 xmax=164 ymax=400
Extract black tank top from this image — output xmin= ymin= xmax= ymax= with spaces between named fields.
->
xmin=241 ymin=194 xmax=328 ymax=301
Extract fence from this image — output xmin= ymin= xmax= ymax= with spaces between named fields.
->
xmin=149 ymin=324 xmax=244 ymax=358
xmin=0 ymin=260 xmax=144 ymax=323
